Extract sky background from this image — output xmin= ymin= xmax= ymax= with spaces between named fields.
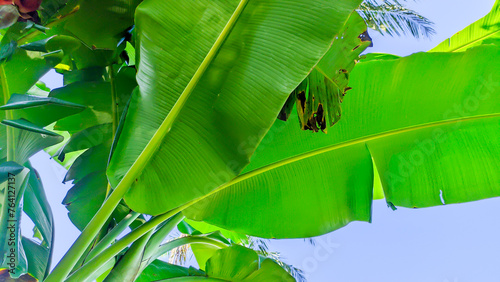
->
xmin=25 ymin=0 xmax=498 ymax=281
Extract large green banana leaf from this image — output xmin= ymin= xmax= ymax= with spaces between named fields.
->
xmin=430 ymin=0 xmax=499 ymax=52
xmin=184 ymin=44 xmax=500 ymax=238
xmin=108 ymin=0 xmax=364 ymax=216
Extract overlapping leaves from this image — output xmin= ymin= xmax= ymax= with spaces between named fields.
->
xmin=108 ymin=0 xmax=366 ymax=217
xmin=184 ymin=42 xmax=500 ymax=238
xmin=279 ymin=12 xmax=372 ymax=132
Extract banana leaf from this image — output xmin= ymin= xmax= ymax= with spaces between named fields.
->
xmin=430 ymin=0 xmax=499 ymax=52
xmin=107 ymin=0 xmax=365 ymax=216
xmin=184 ymin=45 xmax=500 ymax=238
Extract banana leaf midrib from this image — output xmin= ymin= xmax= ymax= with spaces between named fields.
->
xmin=203 ymin=112 xmax=500 ymax=199
xmin=452 ymin=29 xmax=500 ymax=52
xmin=116 ymin=0 xmax=250 ymax=179
xmin=45 ymin=1 xmax=253 ymax=280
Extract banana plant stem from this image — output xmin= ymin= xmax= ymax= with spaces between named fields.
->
xmin=65 ymin=206 xmax=184 ymax=282
xmin=85 ymin=212 xmax=140 ymax=262
xmin=45 ymin=1 xmax=249 ymax=280
xmin=69 ymin=230 xmax=228 ymax=282
xmin=45 ymin=181 xmax=132 ymax=282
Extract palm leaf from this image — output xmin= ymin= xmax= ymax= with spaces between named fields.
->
xmin=358 ymin=0 xmax=435 ymax=38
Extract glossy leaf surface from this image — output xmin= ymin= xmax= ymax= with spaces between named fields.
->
xmin=108 ymin=0 xmax=364 ymax=216
xmin=185 ymin=45 xmax=500 ymax=238
xmin=431 ymin=0 xmax=499 ymax=52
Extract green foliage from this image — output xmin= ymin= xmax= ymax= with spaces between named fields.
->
xmin=0 ymin=0 xmax=498 ymax=281
xmin=430 ymin=0 xmax=500 ymax=52
xmin=184 ymin=44 xmax=500 ymax=238
xmin=107 ymin=0 xmax=365 ymax=217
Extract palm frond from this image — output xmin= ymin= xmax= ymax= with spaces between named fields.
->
xmin=248 ymin=237 xmax=271 ymax=256
xmin=265 ymin=252 xmax=307 ymax=282
xmin=358 ymin=0 xmax=435 ymax=38
xmin=167 ymin=234 xmax=190 ymax=265
xmin=249 ymin=237 xmax=307 ymax=281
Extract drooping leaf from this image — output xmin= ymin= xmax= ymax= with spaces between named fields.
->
xmin=136 ymin=246 xmax=293 ymax=282
xmin=50 ymin=81 xmax=114 ymax=132
xmin=279 ymin=12 xmax=372 ymax=132
xmin=56 ymin=123 xmax=112 ymax=161
xmin=0 ymin=162 xmax=29 ymax=278
xmin=22 ymin=163 xmax=54 ymax=280
xmin=22 ymin=237 xmax=50 ymax=281
xmin=46 ymin=65 xmax=136 ymax=230
xmin=0 ymin=48 xmax=65 ymax=164
xmin=0 ymin=94 xmax=85 ymax=127
xmin=184 ymin=45 xmax=500 ymax=238
xmin=0 ymin=49 xmax=62 ymax=100
xmin=108 ymin=0 xmax=365 ymax=216
xmin=0 ymin=124 xmax=64 ymax=164
xmin=1 ymin=119 xmax=63 ymax=137
xmin=62 ymin=171 xmax=107 ymax=230
xmin=0 ymin=160 xmax=54 ymax=281
xmin=23 ymin=165 xmax=52 ymax=245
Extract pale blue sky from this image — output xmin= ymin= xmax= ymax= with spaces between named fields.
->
xmin=27 ymin=1 xmax=498 ymax=281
